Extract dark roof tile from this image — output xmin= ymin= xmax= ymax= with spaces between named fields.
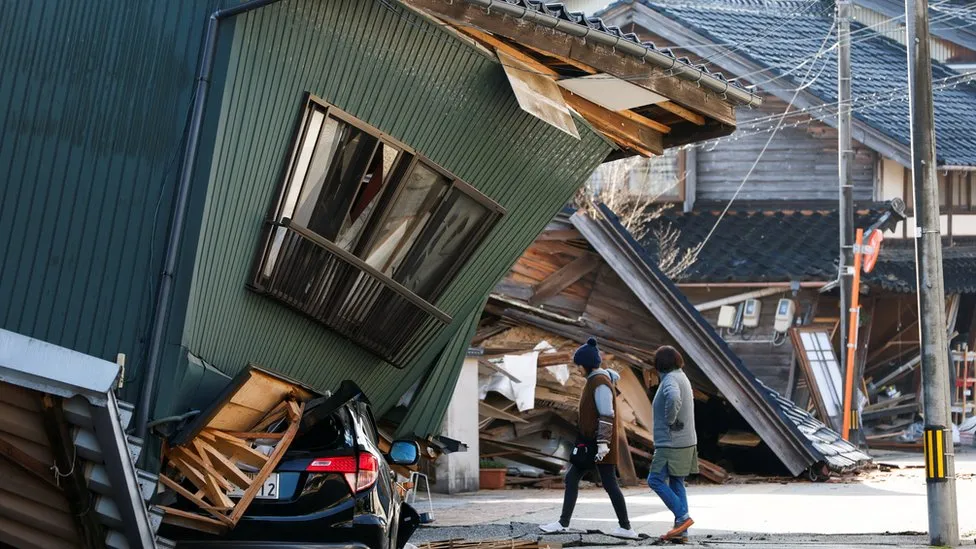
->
xmin=640 ymin=206 xmax=976 ymax=293
xmin=629 ymin=0 xmax=976 ymax=165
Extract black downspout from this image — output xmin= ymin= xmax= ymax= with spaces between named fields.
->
xmin=135 ymin=0 xmax=287 ymax=440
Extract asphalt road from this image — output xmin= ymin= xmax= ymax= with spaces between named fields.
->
xmin=410 ymin=451 xmax=976 ymax=548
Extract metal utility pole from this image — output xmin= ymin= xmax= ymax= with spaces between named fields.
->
xmin=905 ymin=0 xmax=959 ymax=545
xmin=837 ymin=0 xmax=857 ymax=441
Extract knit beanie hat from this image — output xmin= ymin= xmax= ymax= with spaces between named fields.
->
xmin=573 ymin=337 xmax=602 ymax=371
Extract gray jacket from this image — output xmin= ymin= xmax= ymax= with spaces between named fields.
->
xmin=652 ymin=369 xmax=697 ymax=448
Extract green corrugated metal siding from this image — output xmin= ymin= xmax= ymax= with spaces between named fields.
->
xmin=396 ymin=296 xmax=486 ymax=438
xmin=180 ymin=0 xmax=611 ymax=415
xmin=0 ymin=0 xmax=220 ymax=400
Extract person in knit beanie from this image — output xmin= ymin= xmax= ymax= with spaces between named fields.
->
xmin=540 ymin=338 xmax=637 ymax=540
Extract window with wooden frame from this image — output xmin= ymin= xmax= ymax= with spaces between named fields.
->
xmin=251 ymin=96 xmax=504 ymax=366
xmin=790 ymin=327 xmax=845 ymax=429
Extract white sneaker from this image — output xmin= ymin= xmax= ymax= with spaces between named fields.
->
xmin=609 ymin=527 xmax=640 ymax=540
xmin=539 ymin=521 xmax=569 ymax=533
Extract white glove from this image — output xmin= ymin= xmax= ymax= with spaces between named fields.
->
xmin=595 ymin=442 xmax=610 ymax=462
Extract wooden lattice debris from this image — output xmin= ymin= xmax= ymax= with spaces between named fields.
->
xmin=158 ymin=367 xmax=314 ymax=534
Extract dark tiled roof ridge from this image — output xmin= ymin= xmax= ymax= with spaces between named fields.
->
xmin=490 ymin=0 xmax=752 ymax=93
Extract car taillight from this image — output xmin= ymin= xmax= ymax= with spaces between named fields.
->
xmin=306 ymin=453 xmax=378 ymax=493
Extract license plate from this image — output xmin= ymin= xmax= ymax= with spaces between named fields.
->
xmin=229 ymin=473 xmax=279 ymax=500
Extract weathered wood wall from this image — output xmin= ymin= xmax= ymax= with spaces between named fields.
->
xmin=695 ymin=95 xmax=877 ymax=204
xmin=681 ymin=287 xmax=823 ymax=394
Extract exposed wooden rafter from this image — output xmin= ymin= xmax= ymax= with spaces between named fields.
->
xmin=404 ymin=0 xmax=737 ymax=126
xmin=455 ymin=24 xmax=667 ymax=156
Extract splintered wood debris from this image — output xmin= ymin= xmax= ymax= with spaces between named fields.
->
xmin=156 ymin=367 xmax=314 ymax=534
xmin=474 ymin=325 xmax=729 ymax=487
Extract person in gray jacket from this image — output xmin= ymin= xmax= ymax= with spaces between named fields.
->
xmin=648 ymin=345 xmax=698 ymax=541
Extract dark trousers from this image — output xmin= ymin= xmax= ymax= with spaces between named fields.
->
xmin=559 ymin=463 xmax=631 ymax=529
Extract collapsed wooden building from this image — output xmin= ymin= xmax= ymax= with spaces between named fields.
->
xmin=470 ymin=206 xmax=870 ymax=485
xmin=637 ymin=207 xmax=976 ymax=450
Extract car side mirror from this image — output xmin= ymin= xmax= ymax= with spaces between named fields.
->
xmin=388 ymin=440 xmax=420 ymax=466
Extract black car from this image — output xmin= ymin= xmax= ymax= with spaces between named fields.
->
xmin=159 ymin=381 xmax=423 ymax=549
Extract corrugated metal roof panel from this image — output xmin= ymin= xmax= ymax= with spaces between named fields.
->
xmin=0 ymin=328 xmax=166 ymax=548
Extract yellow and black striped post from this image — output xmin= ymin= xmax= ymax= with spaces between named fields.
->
xmin=923 ymin=426 xmax=949 ymax=483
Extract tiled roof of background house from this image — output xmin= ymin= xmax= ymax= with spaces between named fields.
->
xmin=640 ymin=206 xmax=976 ymax=293
xmin=628 ymin=0 xmax=976 ymax=166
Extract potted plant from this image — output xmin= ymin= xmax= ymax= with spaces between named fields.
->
xmin=479 ymin=458 xmax=508 ymax=490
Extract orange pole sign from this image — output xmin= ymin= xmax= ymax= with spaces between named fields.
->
xmin=841 ymin=228 xmax=865 ymax=441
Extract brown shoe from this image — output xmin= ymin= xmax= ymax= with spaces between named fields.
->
xmin=661 ymin=517 xmax=694 ymax=540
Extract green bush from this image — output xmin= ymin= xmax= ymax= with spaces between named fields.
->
xmin=480 ymin=458 xmax=506 ymax=469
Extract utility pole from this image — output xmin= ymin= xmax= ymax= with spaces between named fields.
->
xmin=905 ymin=0 xmax=959 ymax=545
xmin=837 ymin=0 xmax=857 ymax=441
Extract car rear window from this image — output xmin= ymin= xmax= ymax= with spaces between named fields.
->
xmin=290 ymin=405 xmax=354 ymax=452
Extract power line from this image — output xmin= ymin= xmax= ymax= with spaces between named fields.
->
xmin=696 ymin=20 xmax=838 ymax=252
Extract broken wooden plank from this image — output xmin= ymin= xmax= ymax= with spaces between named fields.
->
xmin=616 ymin=366 xmax=653 ymax=432
xmin=479 ymin=359 xmax=522 ymax=383
xmin=718 ymin=431 xmax=762 ymax=448
xmin=206 ymin=430 xmax=270 ymax=469
xmin=159 ymin=506 xmax=228 ymax=536
xmin=616 ymin=425 xmax=639 ymax=487
xmin=479 ymin=401 xmax=530 ymax=424
xmin=229 ymin=401 xmax=304 ymax=522
xmin=697 ymin=458 xmax=730 ymax=484
xmin=529 ymin=254 xmax=600 ymax=305
xmin=195 ymin=439 xmax=253 ymax=490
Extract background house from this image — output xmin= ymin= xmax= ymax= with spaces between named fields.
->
xmin=583 ymin=0 xmax=976 ymax=439
xmin=0 ymin=0 xmax=756 ymax=454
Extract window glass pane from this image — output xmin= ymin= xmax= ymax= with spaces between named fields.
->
xmin=281 ymin=109 xmax=326 ymax=220
xmin=293 ymin=116 xmax=340 ymax=226
xmin=395 ymin=189 xmax=491 ymax=299
xmin=334 ymin=142 xmax=403 ymax=251
xmin=363 ymin=163 xmax=449 ymax=274
xmin=296 ymin=117 xmax=379 ymax=243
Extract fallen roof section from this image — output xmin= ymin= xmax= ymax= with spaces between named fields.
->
xmin=571 ymin=205 xmax=871 ymax=475
xmin=0 ymin=328 xmax=171 ymax=549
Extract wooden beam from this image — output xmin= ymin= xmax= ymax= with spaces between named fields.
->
xmin=195 ymin=439 xmax=253 ymax=490
xmin=522 ymin=42 xmax=598 ymax=74
xmin=614 ymin=107 xmax=672 ymax=134
xmin=616 ymin=426 xmax=639 ymax=486
xmin=39 ymin=395 xmax=106 ymax=549
xmin=404 ymin=0 xmax=738 ymax=126
xmin=478 ymin=358 xmax=522 ymax=383
xmin=562 ymin=91 xmax=664 ymax=155
xmin=479 ymin=401 xmax=529 ymax=424
xmin=457 ymin=21 xmax=668 ymax=154
xmin=529 ymin=254 xmax=600 ymax=305
xmin=0 ymin=438 xmax=59 ymax=490
xmin=457 ymin=26 xmax=559 ymax=77
xmin=229 ymin=402 xmax=304 ymax=522
xmin=657 ymin=101 xmax=706 ymax=125
xmin=159 ymin=506 xmax=228 ymax=536
xmin=205 ymin=430 xmax=269 ymax=469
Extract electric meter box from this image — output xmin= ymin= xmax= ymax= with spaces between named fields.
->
xmin=774 ymin=298 xmax=797 ymax=333
xmin=717 ymin=305 xmax=736 ymax=328
xmin=742 ymin=299 xmax=761 ymax=328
